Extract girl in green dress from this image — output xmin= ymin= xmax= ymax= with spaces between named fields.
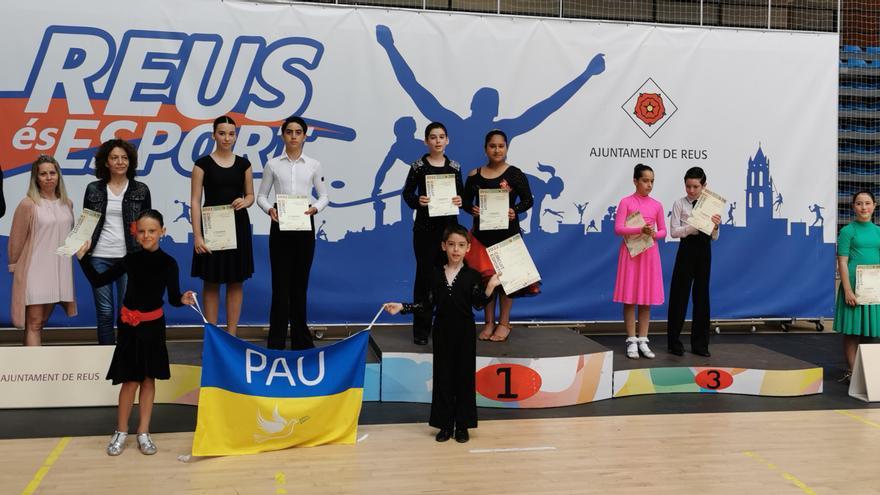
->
xmin=834 ymin=190 xmax=880 ymax=380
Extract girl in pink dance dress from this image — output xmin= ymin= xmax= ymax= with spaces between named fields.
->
xmin=613 ymin=164 xmax=666 ymax=359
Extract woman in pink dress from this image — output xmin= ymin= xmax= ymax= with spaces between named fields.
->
xmin=8 ymin=155 xmax=77 ymax=345
xmin=613 ymin=164 xmax=666 ymax=359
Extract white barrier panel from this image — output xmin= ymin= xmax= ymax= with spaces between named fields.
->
xmin=849 ymin=344 xmax=880 ymax=402
xmin=0 ymin=346 xmax=118 ymax=408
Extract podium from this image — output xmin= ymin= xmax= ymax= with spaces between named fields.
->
xmin=372 ymin=327 xmax=613 ymax=408
xmin=613 ymin=344 xmax=823 ymax=397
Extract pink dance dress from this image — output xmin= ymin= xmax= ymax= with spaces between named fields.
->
xmin=612 ymin=193 xmax=666 ymax=305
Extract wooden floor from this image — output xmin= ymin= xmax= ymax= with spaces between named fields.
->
xmin=4 ymin=408 xmax=880 ymax=495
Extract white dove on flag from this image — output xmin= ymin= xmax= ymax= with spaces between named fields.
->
xmin=254 ymin=404 xmax=309 ymax=443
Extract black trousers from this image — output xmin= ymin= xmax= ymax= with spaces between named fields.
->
xmin=412 ymin=228 xmax=447 ymax=340
xmin=429 ymin=325 xmax=477 ymax=430
xmin=267 ymin=220 xmax=315 ymax=350
xmin=667 ymin=236 xmax=712 ymax=352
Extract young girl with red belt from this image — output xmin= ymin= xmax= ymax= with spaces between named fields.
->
xmin=77 ymin=210 xmax=196 ymax=456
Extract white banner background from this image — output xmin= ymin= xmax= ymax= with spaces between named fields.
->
xmin=0 ymin=1 xmax=838 ymax=326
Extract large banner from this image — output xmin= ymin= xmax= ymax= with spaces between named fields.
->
xmin=0 ymin=0 xmax=838 ymax=327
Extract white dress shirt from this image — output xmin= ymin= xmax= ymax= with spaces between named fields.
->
xmin=257 ymin=152 xmax=329 ymax=214
xmin=669 ymin=196 xmax=719 ymax=241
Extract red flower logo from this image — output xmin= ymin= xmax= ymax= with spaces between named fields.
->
xmin=634 ymin=93 xmax=666 ymax=126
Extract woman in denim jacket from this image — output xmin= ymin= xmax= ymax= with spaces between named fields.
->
xmin=83 ymin=139 xmax=152 ymax=344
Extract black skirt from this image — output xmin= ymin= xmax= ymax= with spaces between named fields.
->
xmin=106 ymin=317 xmax=171 ymax=384
xmin=191 ymin=209 xmax=254 ymax=283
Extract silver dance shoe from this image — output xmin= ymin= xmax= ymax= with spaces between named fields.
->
xmin=106 ymin=431 xmax=128 ymax=456
xmin=137 ymin=433 xmax=157 ymax=455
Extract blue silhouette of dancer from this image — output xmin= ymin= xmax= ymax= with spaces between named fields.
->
xmin=574 ymin=202 xmax=589 ymax=224
xmin=726 ymin=202 xmax=737 ymax=225
xmin=809 ymin=204 xmax=825 ymax=227
xmin=316 ymin=220 xmax=328 ymax=242
xmin=173 ymin=199 xmax=191 ymax=224
xmin=376 ymin=24 xmax=605 ymax=174
xmin=586 ymin=219 xmax=598 ymax=232
xmin=371 ymin=116 xmax=425 ymax=227
xmin=526 ymin=163 xmax=564 ymax=233
xmin=773 ymin=192 xmax=783 ymax=213
xmin=543 ymin=208 xmax=564 ymax=220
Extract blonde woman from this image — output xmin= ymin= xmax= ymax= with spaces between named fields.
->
xmin=8 ymin=155 xmax=77 ymax=345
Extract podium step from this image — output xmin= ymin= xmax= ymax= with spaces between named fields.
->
xmin=371 ymin=327 xmax=613 ymax=408
xmin=612 ymin=344 xmax=823 ymax=397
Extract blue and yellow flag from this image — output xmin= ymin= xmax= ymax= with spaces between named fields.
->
xmin=192 ymin=324 xmax=369 ymax=456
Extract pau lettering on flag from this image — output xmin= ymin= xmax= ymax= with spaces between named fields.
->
xmin=192 ymin=324 xmax=369 ymax=456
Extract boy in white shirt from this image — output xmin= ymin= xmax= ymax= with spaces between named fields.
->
xmin=256 ymin=116 xmax=329 ymax=350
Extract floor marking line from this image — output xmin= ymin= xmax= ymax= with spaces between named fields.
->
xmin=742 ymin=451 xmax=817 ymax=495
xmin=469 ymin=446 xmax=557 ymax=454
xmin=357 ymin=434 xmax=369 ymax=443
xmin=21 ymin=436 xmax=71 ymax=495
xmin=274 ymin=471 xmax=288 ymax=495
xmin=835 ymin=409 xmax=880 ymax=429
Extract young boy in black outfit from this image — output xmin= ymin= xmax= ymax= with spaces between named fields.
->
xmin=667 ymin=167 xmax=721 ymax=357
xmin=401 ymin=122 xmax=464 ymax=345
xmin=385 ymin=224 xmax=500 ymax=443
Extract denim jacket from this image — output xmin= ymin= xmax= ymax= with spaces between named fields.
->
xmin=83 ymin=179 xmax=152 ymax=255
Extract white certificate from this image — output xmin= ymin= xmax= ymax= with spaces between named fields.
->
xmin=56 ymin=208 xmax=101 ymax=256
xmin=479 ymin=188 xmax=509 ymax=231
xmin=486 ymin=234 xmax=541 ymax=295
xmin=201 ymin=205 xmax=237 ymax=251
xmin=686 ymin=189 xmax=726 ymax=236
xmin=277 ymin=194 xmax=312 ymax=231
xmin=624 ymin=211 xmax=654 ymax=258
xmin=425 ymin=174 xmax=459 ymax=217
xmin=856 ymin=265 xmax=880 ymax=305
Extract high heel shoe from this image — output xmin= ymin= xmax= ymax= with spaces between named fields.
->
xmin=637 ymin=337 xmax=655 ymax=359
xmin=106 ymin=431 xmax=127 ymax=456
xmin=137 ymin=433 xmax=157 ymax=455
xmin=625 ymin=337 xmax=639 ymax=359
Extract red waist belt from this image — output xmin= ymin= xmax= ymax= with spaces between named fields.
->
xmin=120 ymin=306 xmax=163 ymax=327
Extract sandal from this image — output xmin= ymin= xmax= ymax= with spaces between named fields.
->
xmin=479 ymin=322 xmax=495 ymax=341
xmin=490 ymin=323 xmax=511 ymax=342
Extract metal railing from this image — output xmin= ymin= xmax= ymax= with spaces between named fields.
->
xmin=288 ymin=0 xmax=840 ymax=33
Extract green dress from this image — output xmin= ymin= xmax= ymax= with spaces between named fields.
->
xmin=834 ymin=220 xmax=880 ymax=336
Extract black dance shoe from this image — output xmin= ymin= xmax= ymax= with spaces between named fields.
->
xmin=435 ymin=429 xmax=452 ymax=442
xmin=454 ymin=428 xmax=469 ymax=443
xmin=692 ymin=348 xmax=711 ymax=357
xmin=667 ymin=344 xmax=685 ymax=356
